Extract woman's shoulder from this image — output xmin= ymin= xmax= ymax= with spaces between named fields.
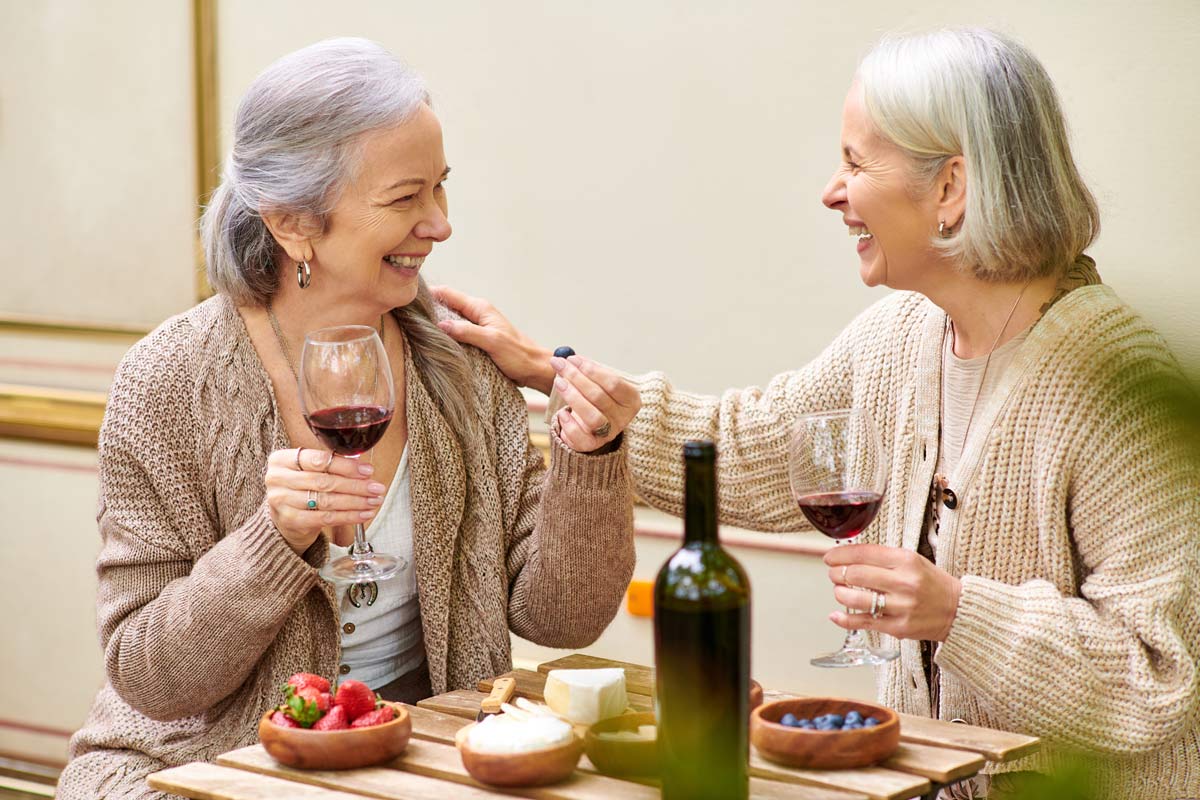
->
xmin=1035 ymin=284 xmax=1179 ymax=372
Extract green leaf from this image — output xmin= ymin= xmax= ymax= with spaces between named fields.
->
xmin=285 ymin=694 xmax=322 ymax=728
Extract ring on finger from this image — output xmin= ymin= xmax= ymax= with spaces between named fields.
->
xmin=870 ymin=591 xmax=884 ymax=619
xmin=306 ymin=489 xmax=319 ymax=511
xmin=295 ymin=448 xmax=306 ymax=471
xmin=592 ymin=420 xmax=612 ymax=438
xmin=841 ymin=566 xmax=849 ymax=585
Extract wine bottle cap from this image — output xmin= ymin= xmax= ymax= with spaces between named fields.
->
xmin=683 ymin=439 xmax=716 ymax=459
xmin=553 ymin=346 xmax=576 ymax=358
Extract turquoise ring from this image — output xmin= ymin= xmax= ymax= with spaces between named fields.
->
xmin=306 ymin=490 xmax=318 ymax=511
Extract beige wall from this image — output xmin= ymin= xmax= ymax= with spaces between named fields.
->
xmin=218 ymin=0 xmax=1200 ymax=394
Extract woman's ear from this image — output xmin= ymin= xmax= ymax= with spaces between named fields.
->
xmin=936 ymin=155 xmax=967 ymax=230
xmin=262 ymin=209 xmax=318 ymax=264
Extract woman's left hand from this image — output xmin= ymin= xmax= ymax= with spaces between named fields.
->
xmin=824 ymin=544 xmax=963 ymax=642
xmin=550 ymin=353 xmax=641 ymax=453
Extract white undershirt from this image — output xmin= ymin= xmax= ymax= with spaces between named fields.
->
xmin=329 ymin=446 xmax=424 ymax=688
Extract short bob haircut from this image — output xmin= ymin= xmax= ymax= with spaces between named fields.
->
xmin=858 ymin=28 xmax=1100 ymax=282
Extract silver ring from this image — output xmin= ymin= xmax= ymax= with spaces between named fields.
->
xmin=295 ymin=448 xmax=305 ymax=471
xmin=592 ymin=421 xmax=612 ymax=438
xmin=869 ymin=590 xmax=880 ymax=618
xmin=306 ymin=489 xmax=319 ymax=511
xmin=878 ymin=592 xmax=887 ymax=612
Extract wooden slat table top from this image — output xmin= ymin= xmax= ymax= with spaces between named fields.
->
xmin=534 ymin=655 xmax=1039 ymax=763
xmin=152 ymin=653 xmax=1039 ymax=800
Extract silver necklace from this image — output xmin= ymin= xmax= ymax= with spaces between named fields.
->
xmin=266 ymin=305 xmax=386 ymax=608
xmin=931 ymin=280 xmax=1031 ymax=513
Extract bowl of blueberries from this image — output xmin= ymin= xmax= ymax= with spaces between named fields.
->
xmin=750 ymin=697 xmax=900 ymax=770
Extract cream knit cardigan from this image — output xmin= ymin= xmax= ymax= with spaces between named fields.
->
xmin=628 ymin=281 xmax=1200 ymax=799
xmin=60 ymin=295 xmax=635 ymax=799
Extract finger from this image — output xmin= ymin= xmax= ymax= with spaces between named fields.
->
xmin=329 ymin=526 xmax=357 ymax=548
xmin=275 ymin=506 xmax=379 ymax=533
xmin=291 ymin=488 xmax=381 ymax=514
xmin=556 ymin=407 xmax=598 ymax=452
xmin=436 ymin=316 xmax=492 ymax=349
xmin=565 ymin=355 xmax=640 ymax=408
xmin=277 ymin=470 xmax=387 ymax=498
xmin=552 ymin=375 xmax=608 ymax=432
xmin=832 ymin=585 xmax=879 ymax=612
xmin=276 ymin=447 xmax=373 ymax=478
xmin=429 ymin=285 xmax=489 ymax=324
xmin=827 ymin=564 xmax=901 ymax=591
xmin=828 ymin=610 xmax=899 ymax=636
xmin=823 ymin=543 xmax=902 ymax=568
xmin=551 ymin=357 xmax=622 ymax=420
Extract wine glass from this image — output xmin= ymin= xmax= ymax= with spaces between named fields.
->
xmin=300 ymin=325 xmax=405 ymax=584
xmin=787 ymin=408 xmax=898 ymax=667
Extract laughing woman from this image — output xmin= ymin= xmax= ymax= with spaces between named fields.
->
xmin=436 ymin=28 xmax=1200 ymax=800
xmin=58 ymin=39 xmax=638 ymax=799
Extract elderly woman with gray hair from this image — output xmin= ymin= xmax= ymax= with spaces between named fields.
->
xmin=59 ymin=38 xmax=639 ymax=799
xmin=437 ymin=28 xmax=1200 ymax=800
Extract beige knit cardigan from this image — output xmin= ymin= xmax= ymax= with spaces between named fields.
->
xmin=60 ymin=295 xmax=635 ymax=799
xmin=627 ymin=281 xmax=1200 ymax=799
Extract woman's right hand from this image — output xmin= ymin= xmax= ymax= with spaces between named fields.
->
xmin=265 ymin=448 xmax=387 ymax=554
xmin=431 ymin=285 xmax=555 ymax=394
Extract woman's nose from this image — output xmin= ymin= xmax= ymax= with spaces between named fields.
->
xmin=821 ymin=170 xmax=846 ymax=210
xmin=417 ymin=203 xmax=452 ymax=242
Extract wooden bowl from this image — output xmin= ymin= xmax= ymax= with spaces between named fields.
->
xmin=257 ymin=702 xmax=411 ymax=770
xmin=584 ymin=712 xmax=658 ymax=777
xmin=455 ymin=721 xmax=583 ymax=787
xmin=751 ymin=697 xmax=899 ymax=770
xmin=750 ymin=679 xmax=764 ymax=710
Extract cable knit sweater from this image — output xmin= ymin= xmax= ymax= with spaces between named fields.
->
xmin=627 ymin=277 xmax=1200 ymax=799
xmin=59 ymin=295 xmax=635 ymax=799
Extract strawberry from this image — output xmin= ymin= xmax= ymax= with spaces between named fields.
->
xmin=270 ymin=710 xmax=300 ymax=728
xmin=333 ymin=680 xmax=378 ymax=722
xmin=312 ymin=704 xmax=350 ymax=731
xmin=282 ymin=685 xmax=322 ymax=728
xmin=350 ymin=705 xmax=395 ymax=728
xmin=286 ymin=672 xmax=331 ymax=694
xmin=297 ymin=686 xmax=332 ymax=713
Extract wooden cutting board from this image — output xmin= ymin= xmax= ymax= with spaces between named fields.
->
xmin=536 ymin=655 xmax=1038 ymax=763
xmin=478 ymin=671 xmax=653 ymax=712
xmin=148 ymin=760 xmax=374 ymax=799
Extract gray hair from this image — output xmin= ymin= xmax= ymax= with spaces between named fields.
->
xmin=858 ymin=28 xmax=1100 ymax=282
xmin=201 ymin=38 xmax=479 ymax=440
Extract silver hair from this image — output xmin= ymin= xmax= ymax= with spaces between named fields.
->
xmin=201 ymin=38 xmax=479 ymax=439
xmin=858 ymin=28 xmax=1100 ymax=282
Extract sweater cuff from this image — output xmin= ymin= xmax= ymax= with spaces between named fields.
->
xmin=220 ymin=501 xmax=321 ymax=606
xmin=936 ymin=575 xmax=1033 ymax=681
xmin=547 ymin=423 xmax=629 ymax=487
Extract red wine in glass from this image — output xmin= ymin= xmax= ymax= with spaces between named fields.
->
xmin=305 ymin=404 xmax=393 ymax=456
xmin=787 ymin=409 xmax=897 ymax=667
xmin=797 ymin=491 xmax=883 ymax=540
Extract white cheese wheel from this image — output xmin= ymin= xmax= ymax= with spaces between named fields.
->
xmin=543 ymin=668 xmax=628 ymax=725
xmin=466 ymin=714 xmax=574 ymax=754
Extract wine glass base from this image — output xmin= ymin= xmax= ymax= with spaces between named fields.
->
xmin=810 ymin=645 xmax=900 ymax=668
xmin=320 ymin=553 xmax=406 ymax=584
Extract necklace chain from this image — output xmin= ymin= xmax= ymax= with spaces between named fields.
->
xmin=266 ymin=306 xmax=384 ymax=380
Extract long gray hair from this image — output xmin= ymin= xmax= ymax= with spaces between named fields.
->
xmin=200 ymin=38 xmax=478 ymax=439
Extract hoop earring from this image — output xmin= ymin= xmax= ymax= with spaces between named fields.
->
xmin=296 ymin=260 xmax=312 ymax=289
xmin=938 ymin=220 xmax=946 ymax=238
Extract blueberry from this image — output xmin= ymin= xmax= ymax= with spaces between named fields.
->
xmin=863 ymin=717 xmax=879 ymax=727
xmin=553 ymin=346 xmax=576 ymax=358
xmin=844 ymin=722 xmax=862 ymax=730
xmin=780 ymin=712 xmax=798 ymax=727
xmin=798 ymin=719 xmax=815 ymax=729
xmin=828 ymin=714 xmax=845 ymax=728
xmin=845 ymin=710 xmax=863 ymax=724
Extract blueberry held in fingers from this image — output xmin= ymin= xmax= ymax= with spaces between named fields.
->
xmin=553 ymin=346 xmax=575 ymax=358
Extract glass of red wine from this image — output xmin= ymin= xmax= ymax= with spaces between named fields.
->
xmin=788 ymin=408 xmax=898 ymax=667
xmin=301 ymin=325 xmax=405 ymax=585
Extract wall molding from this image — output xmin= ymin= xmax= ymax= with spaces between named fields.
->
xmin=0 ymin=384 xmax=106 ymax=447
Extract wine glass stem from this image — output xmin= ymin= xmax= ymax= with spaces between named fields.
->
xmin=347 ymin=452 xmax=374 ymax=561
xmin=837 ymin=538 xmax=867 ymax=650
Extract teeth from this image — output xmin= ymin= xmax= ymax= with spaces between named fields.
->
xmin=848 ymin=225 xmax=873 ymax=240
xmin=385 ymin=255 xmax=424 ymax=268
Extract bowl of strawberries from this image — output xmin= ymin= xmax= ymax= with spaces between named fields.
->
xmin=258 ymin=672 xmax=411 ymax=770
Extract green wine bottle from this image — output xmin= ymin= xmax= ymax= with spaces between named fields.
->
xmin=654 ymin=440 xmax=751 ymax=800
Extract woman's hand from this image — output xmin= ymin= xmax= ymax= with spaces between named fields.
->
xmin=823 ymin=544 xmax=963 ymax=642
xmin=431 ymin=285 xmax=555 ymax=394
xmin=550 ymin=354 xmax=642 ymax=453
xmin=265 ymin=448 xmax=387 ymax=554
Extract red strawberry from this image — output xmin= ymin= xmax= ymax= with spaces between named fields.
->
xmin=286 ymin=673 xmax=331 ymax=694
xmin=313 ymin=704 xmax=350 ymax=730
xmin=270 ymin=710 xmax=300 ymax=728
xmin=297 ymin=687 xmax=332 ymax=713
xmin=350 ymin=705 xmax=395 ymax=728
xmin=333 ymin=680 xmax=377 ymax=722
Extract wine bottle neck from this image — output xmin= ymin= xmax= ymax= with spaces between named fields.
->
xmin=683 ymin=451 xmax=719 ymax=545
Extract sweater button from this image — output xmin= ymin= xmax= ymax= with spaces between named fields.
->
xmin=339 ymin=664 xmax=351 ymax=675
xmin=343 ymin=622 xmax=356 ymax=634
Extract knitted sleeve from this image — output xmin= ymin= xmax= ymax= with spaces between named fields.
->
xmin=95 ymin=328 xmax=319 ymax=721
xmin=937 ymin=337 xmax=1200 ymax=755
xmin=471 ymin=351 xmax=635 ymax=648
xmin=624 ymin=294 xmax=909 ymax=531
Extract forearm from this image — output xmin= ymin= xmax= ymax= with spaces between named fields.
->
xmin=507 ymin=433 xmax=635 ymax=647
xmin=101 ymin=504 xmax=319 ymax=720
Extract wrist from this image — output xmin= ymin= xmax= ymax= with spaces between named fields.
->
xmin=938 ymin=576 xmax=963 ymax=642
xmin=525 ymin=344 xmax=555 ymax=394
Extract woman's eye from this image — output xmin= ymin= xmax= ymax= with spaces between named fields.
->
xmin=393 ymin=193 xmax=418 ymax=204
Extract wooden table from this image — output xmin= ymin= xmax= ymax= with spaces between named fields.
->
xmin=148 ymin=654 xmax=1039 ymax=800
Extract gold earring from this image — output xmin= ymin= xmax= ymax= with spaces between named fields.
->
xmin=938 ymin=220 xmax=946 ymax=237
xmin=296 ymin=260 xmax=312 ymax=289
